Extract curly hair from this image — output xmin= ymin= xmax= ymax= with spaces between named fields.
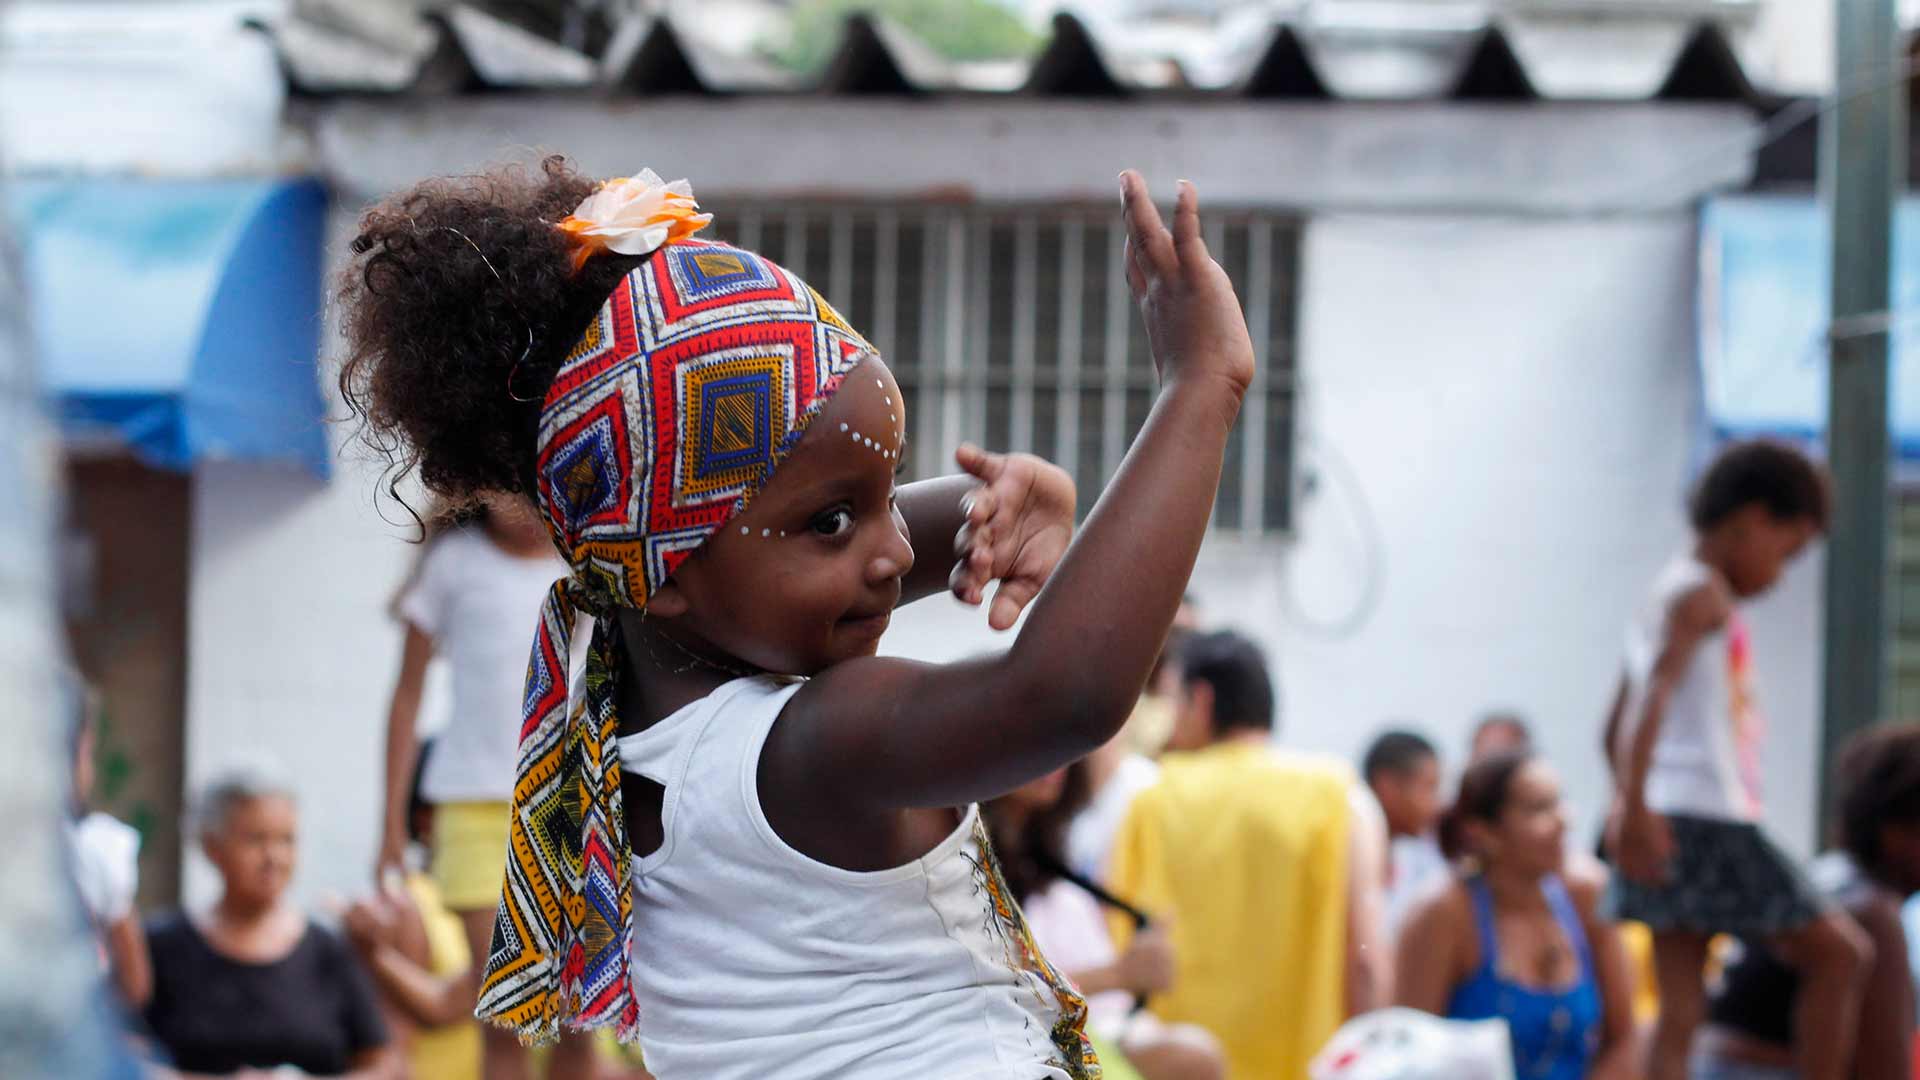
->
xmin=1832 ymin=723 xmax=1920 ymax=876
xmin=1688 ymin=439 xmax=1830 ymax=533
xmin=336 ymin=155 xmax=646 ymax=511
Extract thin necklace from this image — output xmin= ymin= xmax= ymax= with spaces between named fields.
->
xmin=638 ymin=615 xmax=759 ymax=679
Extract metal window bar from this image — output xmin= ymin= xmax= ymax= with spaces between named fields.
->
xmin=1243 ymin=219 xmax=1273 ymax=538
xmin=940 ymin=212 xmax=968 ymax=473
xmin=785 ymin=209 xmax=808 ymax=285
xmin=1011 ymin=216 xmax=1038 ymax=455
xmin=829 ymin=208 xmax=854 ymax=322
xmin=968 ymin=214 xmax=993 ymax=457
xmin=917 ymin=213 xmax=944 ymax=481
xmin=873 ymin=208 xmax=898 ymax=361
xmin=1056 ymin=218 xmax=1084 ymax=483
xmin=1101 ymin=222 xmax=1130 ymax=487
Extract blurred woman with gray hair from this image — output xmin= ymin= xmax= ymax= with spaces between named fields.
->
xmin=136 ymin=764 xmax=395 ymax=1079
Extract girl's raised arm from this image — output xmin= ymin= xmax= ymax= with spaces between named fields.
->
xmin=781 ymin=173 xmax=1254 ymax=810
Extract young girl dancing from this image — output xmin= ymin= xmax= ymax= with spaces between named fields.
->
xmin=1604 ymin=440 xmax=1871 ymax=1080
xmin=337 ymin=160 xmax=1253 ymax=1079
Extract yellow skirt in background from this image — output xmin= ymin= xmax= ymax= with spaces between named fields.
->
xmin=430 ymin=800 xmax=514 ymax=912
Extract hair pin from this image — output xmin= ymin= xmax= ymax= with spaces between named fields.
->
xmin=409 ymin=218 xmax=541 ymax=404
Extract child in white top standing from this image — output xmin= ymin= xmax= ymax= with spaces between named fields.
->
xmin=1604 ymin=440 xmax=1872 ymax=1080
xmin=373 ymin=492 xmax=603 ymax=1079
xmin=336 ymin=158 xmax=1252 ymax=1078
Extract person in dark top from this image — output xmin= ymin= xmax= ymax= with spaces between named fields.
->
xmin=137 ymin=766 xmax=393 ymax=1079
xmin=1696 ymin=724 xmax=1920 ymax=1080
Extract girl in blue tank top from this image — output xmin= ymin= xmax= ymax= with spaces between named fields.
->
xmin=1395 ymin=752 xmax=1636 ymax=1080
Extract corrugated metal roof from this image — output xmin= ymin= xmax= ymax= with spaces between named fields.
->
xmin=242 ymin=1 xmax=1782 ymax=106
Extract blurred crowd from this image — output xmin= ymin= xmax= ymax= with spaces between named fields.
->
xmin=57 ymin=443 xmax=1920 ymax=1080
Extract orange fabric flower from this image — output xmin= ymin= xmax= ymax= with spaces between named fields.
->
xmin=556 ymin=169 xmax=713 ymax=274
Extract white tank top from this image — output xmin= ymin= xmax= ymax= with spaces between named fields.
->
xmin=1620 ymin=555 xmax=1765 ymax=822
xmin=616 ymin=676 xmax=1094 ymax=1080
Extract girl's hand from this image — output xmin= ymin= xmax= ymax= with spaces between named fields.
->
xmin=950 ymin=445 xmax=1076 ymax=631
xmin=373 ymin=828 xmax=406 ymax=888
xmin=1614 ymin=802 xmax=1673 ymax=886
xmin=1115 ymin=923 xmax=1178 ymax=996
xmin=1120 ymin=171 xmax=1255 ymax=398
xmin=340 ymin=895 xmax=397 ymax=953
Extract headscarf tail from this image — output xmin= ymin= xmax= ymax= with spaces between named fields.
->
xmin=477 ymin=580 xmax=639 ymax=1045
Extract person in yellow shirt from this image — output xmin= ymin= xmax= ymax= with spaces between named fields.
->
xmin=1108 ymin=630 xmax=1390 ymax=1080
xmin=344 ymin=741 xmax=482 ymax=1080
xmin=345 ymin=742 xmax=655 ymax=1080
xmin=345 ymin=871 xmax=484 ymax=1080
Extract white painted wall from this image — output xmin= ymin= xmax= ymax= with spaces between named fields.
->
xmin=181 ymin=205 xmax=440 ymax=910
xmin=885 ymin=211 xmax=1827 ymax=859
xmin=1279 ymin=213 xmax=1819 ymax=854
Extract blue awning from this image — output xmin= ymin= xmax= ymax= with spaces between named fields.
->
xmin=1699 ymin=194 xmax=1920 ymax=461
xmin=7 ymin=177 xmax=330 ymax=474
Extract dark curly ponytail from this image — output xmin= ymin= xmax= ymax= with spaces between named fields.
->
xmin=336 ymin=155 xmax=645 ymax=511
xmin=1437 ymin=750 xmax=1532 ymax=862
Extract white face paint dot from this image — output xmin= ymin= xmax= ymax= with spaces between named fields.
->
xmin=851 ymin=431 xmax=860 ymax=442
xmin=762 ymin=528 xmax=770 ymax=537
xmin=876 ymin=378 xmax=884 ymax=388
xmin=740 ymin=526 xmax=749 ymax=535
xmin=840 ymin=422 xmax=848 ymax=432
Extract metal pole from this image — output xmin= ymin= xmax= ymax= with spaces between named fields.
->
xmin=1820 ymin=0 xmax=1903 ymax=828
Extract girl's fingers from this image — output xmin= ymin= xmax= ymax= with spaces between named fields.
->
xmin=1170 ymin=179 xmax=1203 ymax=260
xmin=967 ymin=530 xmax=998 ymax=572
xmin=949 ymin=524 xmax=993 ymax=604
xmin=1124 ymin=236 xmax=1148 ymax=298
xmin=947 ymin=561 xmax=982 ymax=606
xmin=1119 ymin=171 xmax=1175 ymax=278
xmin=955 ymin=442 xmax=1002 ymax=484
xmin=967 ymin=484 xmax=998 ymax=527
xmin=989 ymin=578 xmax=1039 ymax=631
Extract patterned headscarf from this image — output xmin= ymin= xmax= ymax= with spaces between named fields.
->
xmin=475 ymin=219 xmax=876 ymax=1044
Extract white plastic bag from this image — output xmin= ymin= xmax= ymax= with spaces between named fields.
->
xmin=67 ymin=811 xmax=141 ymax=922
xmin=1309 ymin=1008 xmax=1515 ymax=1080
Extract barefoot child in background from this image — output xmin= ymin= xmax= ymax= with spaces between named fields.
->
xmin=336 ymin=159 xmax=1253 ymax=1077
xmin=1604 ymin=440 xmax=1872 ymax=1080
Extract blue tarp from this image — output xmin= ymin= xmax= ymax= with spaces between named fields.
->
xmin=1699 ymin=194 xmax=1920 ymax=462
xmin=6 ymin=178 xmax=330 ymax=474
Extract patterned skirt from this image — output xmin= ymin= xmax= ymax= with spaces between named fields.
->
xmin=1605 ymin=814 xmax=1824 ymax=936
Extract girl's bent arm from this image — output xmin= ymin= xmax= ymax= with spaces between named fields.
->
xmin=1617 ymin=584 xmax=1727 ymax=800
xmin=375 ymin=626 xmax=432 ymax=882
xmin=1852 ymin=897 xmax=1915 ymax=1080
xmin=1574 ymin=869 xmax=1642 ymax=1080
xmin=893 ymin=474 xmax=972 ymax=606
xmin=106 ymin=912 xmax=152 ymax=1009
xmin=1613 ymin=583 xmax=1726 ymax=883
xmin=1393 ymin=886 xmax=1465 ymax=1015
